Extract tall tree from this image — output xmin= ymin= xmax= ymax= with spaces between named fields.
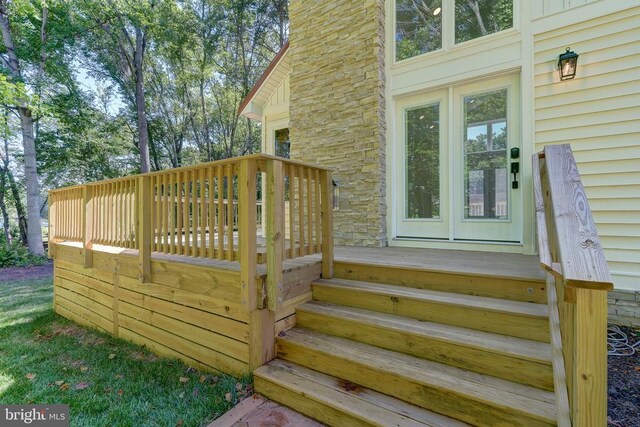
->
xmin=0 ymin=0 xmax=44 ymax=255
xmin=76 ymin=0 xmax=158 ymax=172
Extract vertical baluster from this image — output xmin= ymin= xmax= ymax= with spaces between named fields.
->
xmin=65 ymin=192 xmax=69 ymax=239
xmin=161 ymin=174 xmax=167 ymax=254
xmin=129 ymin=181 xmax=134 ymax=247
xmin=112 ymin=183 xmax=117 ymax=245
xmin=184 ymin=170 xmax=191 ymax=255
xmin=226 ymin=164 xmax=234 ymax=261
xmin=200 ymin=168 xmax=206 ymax=257
xmin=107 ymin=184 xmax=111 ymax=244
xmin=208 ymin=166 xmax=215 ymax=259
xmin=101 ymin=187 xmax=105 ymax=244
xmin=111 ymin=184 xmax=116 ymax=245
xmin=66 ymin=191 xmax=73 ymax=240
xmin=107 ymin=183 xmax=113 ymax=245
xmin=289 ymin=165 xmax=295 ymax=258
xmin=190 ymin=169 xmax=196 ymax=257
xmin=95 ymin=186 xmax=100 ymax=244
xmin=60 ymin=193 xmax=65 ymax=239
xmin=298 ymin=165 xmax=305 ymax=256
xmin=100 ymin=185 xmax=105 ymax=244
xmin=79 ymin=190 xmax=83 ymax=240
xmin=217 ymin=166 xmax=224 ymax=259
xmin=66 ymin=192 xmax=71 ymax=239
xmin=67 ymin=192 xmax=71 ymax=239
xmin=160 ymin=174 xmax=165 ymax=252
xmin=169 ymin=173 xmax=175 ymax=254
xmin=315 ymin=169 xmax=321 ymax=253
xmin=157 ymin=175 xmax=162 ymax=252
xmin=64 ymin=191 xmax=73 ymax=240
xmin=113 ymin=182 xmax=118 ymax=246
xmin=177 ymin=171 xmax=183 ymax=255
xmin=117 ymin=181 xmax=123 ymax=246
xmin=121 ymin=182 xmax=127 ymax=247
xmin=182 ymin=171 xmax=191 ymax=255
xmin=307 ymin=168 xmax=313 ymax=255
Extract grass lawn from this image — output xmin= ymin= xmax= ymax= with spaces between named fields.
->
xmin=0 ymin=277 xmax=251 ymax=426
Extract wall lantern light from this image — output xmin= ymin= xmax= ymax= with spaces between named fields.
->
xmin=332 ymin=179 xmax=339 ymax=211
xmin=558 ymin=47 xmax=579 ymax=81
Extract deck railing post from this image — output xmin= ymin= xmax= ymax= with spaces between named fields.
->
xmin=82 ymin=185 xmax=94 ymax=268
xmin=265 ymin=158 xmax=284 ymax=311
xmin=137 ymin=175 xmax=152 ymax=283
xmin=572 ymin=288 xmax=608 ymax=425
xmin=239 ymin=158 xmax=258 ymax=311
xmin=320 ymin=170 xmax=334 ymax=279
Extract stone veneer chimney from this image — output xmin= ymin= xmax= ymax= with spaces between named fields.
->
xmin=288 ymin=0 xmax=387 ymax=247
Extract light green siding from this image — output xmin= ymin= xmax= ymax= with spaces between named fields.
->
xmin=534 ymin=5 xmax=640 ymax=291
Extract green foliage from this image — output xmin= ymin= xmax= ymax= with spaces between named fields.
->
xmin=0 ymin=232 xmax=47 ymax=267
xmin=1 ymin=0 xmax=288 ymax=242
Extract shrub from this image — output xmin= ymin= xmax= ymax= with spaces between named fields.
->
xmin=0 ymin=232 xmax=48 ymax=268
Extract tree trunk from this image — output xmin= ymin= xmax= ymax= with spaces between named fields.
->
xmin=7 ymin=169 xmax=28 ymax=246
xmin=199 ymin=79 xmax=212 ymax=161
xmin=467 ymin=0 xmax=488 ymax=36
xmin=0 ymin=168 xmax=11 ymax=247
xmin=18 ymin=112 xmax=43 ymax=253
xmin=135 ymin=27 xmax=151 ymax=173
xmin=0 ymin=3 xmax=45 ymax=255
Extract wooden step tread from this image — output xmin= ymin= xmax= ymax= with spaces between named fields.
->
xmin=254 ymin=359 xmax=469 ymax=427
xmin=297 ymin=301 xmax=553 ymax=364
xmin=278 ymin=328 xmax=557 ymax=424
xmin=313 ymin=278 xmax=548 ymax=318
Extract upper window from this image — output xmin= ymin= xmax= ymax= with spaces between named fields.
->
xmin=274 ymin=128 xmax=290 ymax=159
xmin=396 ymin=0 xmax=443 ymax=61
xmin=395 ymin=0 xmax=513 ymax=62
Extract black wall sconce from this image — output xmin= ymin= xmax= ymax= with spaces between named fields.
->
xmin=332 ymin=179 xmax=339 ymax=211
xmin=558 ymin=47 xmax=579 ymax=81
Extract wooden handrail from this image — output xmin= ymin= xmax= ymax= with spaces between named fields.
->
xmin=49 ymin=154 xmax=331 ymax=195
xmin=533 ymin=143 xmax=612 ymax=426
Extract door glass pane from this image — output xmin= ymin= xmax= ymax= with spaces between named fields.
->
xmin=455 ymin=0 xmax=513 ymax=44
xmin=274 ymin=128 xmax=290 ymax=159
xmin=406 ymin=103 xmax=440 ymax=219
xmin=463 ymin=89 xmax=508 ymax=220
xmin=396 ymin=0 xmax=442 ymax=61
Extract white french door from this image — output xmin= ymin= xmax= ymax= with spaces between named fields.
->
xmin=395 ymin=89 xmax=450 ymax=239
xmin=395 ymin=75 xmax=521 ymax=243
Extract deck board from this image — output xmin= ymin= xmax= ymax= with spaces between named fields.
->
xmin=55 ymin=241 xmax=544 ymax=281
xmin=332 ymin=246 xmax=545 ymax=281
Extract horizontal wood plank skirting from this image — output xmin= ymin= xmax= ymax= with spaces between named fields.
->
xmin=51 ymin=242 xmax=321 ymax=376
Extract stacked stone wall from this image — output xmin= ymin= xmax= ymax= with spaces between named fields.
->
xmin=288 ymin=0 xmax=386 ymax=246
xmin=608 ymin=290 xmax=640 ymax=328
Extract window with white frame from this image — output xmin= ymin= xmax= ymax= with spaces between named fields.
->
xmin=395 ymin=0 xmax=514 ymax=62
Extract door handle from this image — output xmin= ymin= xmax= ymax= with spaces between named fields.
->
xmin=511 ymin=162 xmax=519 ymax=189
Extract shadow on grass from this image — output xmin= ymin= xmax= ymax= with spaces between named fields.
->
xmin=0 ymin=278 xmax=251 ymax=427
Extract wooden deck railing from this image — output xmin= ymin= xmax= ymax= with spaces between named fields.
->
xmin=533 ymin=144 xmax=613 ymax=426
xmin=48 ymin=153 xmax=333 ymax=311
xmin=48 ymin=186 xmax=84 ymax=243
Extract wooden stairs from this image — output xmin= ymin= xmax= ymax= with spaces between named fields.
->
xmin=254 ymin=261 xmax=559 ymax=426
